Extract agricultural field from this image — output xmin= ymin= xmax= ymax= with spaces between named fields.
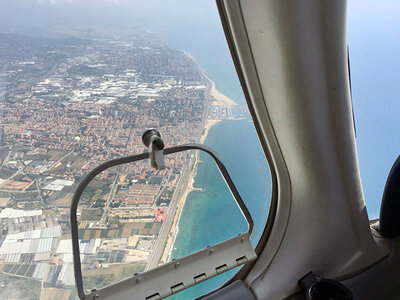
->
xmin=83 ymin=262 xmax=146 ymax=292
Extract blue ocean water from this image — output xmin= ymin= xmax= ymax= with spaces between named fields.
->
xmin=149 ymin=5 xmax=273 ymax=297
xmin=160 ymin=10 xmax=273 ymax=293
xmin=2 ymin=0 xmax=398 ymax=299
xmin=143 ymin=1 xmax=400 ymax=298
xmin=168 ymin=120 xmax=271 ymax=300
xmin=143 ymin=0 xmax=400 ymax=223
xmin=347 ymin=2 xmax=400 ymax=219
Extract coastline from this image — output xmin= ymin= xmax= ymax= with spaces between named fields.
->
xmin=209 ymin=81 xmax=237 ymax=107
xmin=160 ymin=118 xmax=222 ymax=262
xmin=200 ymin=119 xmax=222 ymax=143
xmin=182 ymin=50 xmax=238 ymax=108
xmin=159 ymin=119 xmax=223 ymax=263
xmin=160 ymin=156 xmax=196 ymax=263
xmin=156 ymin=51 xmax=238 ymax=265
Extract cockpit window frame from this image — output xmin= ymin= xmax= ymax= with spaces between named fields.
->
xmin=194 ymin=1 xmax=280 ymax=296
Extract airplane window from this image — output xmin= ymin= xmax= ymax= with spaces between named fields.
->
xmin=0 ymin=1 xmax=271 ymax=299
xmin=348 ymin=0 xmax=400 ymax=219
xmin=77 ymin=151 xmax=249 ymax=295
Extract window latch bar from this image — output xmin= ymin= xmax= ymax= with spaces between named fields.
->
xmin=70 ymin=135 xmax=255 ymax=299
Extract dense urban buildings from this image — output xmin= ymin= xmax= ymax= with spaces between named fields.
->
xmin=0 ymin=29 xmax=246 ymax=299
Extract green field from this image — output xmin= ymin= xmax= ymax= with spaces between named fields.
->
xmin=0 ymin=273 xmax=41 ymax=300
xmin=83 ymin=263 xmax=146 ymax=292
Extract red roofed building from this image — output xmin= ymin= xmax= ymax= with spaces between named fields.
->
xmin=156 ymin=208 xmax=166 ymax=222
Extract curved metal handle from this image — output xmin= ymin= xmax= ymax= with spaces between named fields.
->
xmin=70 ymin=143 xmax=254 ymax=299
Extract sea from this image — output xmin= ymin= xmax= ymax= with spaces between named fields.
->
xmin=144 ymin=1 xmax=400 ymax=298
xmin=1 ymin=1 xmax=398 ymax=299
xmin=152 ymin=4 xmax=273 ymax=298
xmin=166 ymin=118 xmax=271 ymax=299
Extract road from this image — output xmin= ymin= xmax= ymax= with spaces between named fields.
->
xmin=0 ymin=151 xmax=10 ymax=170
xmin=145 ymin=153 xmax=195 ymax=270
xmin=36 ymin=179 xmax=45 ymax=205
xmin=145 ymin=72 xmax=212 ymax=270
xmin=100 ymin=168 xmax=120 ymax=225
xmin=47 ymin=150 xmax=73 ymax=172
xmin=100 ymin=126 xmax=134 ymax=225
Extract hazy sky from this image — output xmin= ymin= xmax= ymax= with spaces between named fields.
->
xmin=0 ymin=0 xmax=219 ymax=34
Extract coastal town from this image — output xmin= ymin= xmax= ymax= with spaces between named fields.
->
xmin=0 ymin=29 xmax=246 ymax=299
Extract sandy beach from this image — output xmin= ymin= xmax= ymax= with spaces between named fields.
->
xmin=159 ymin=118 xmax=222 ymax=263
xmin=200 ymin=119 xmax=221 ymax=143
xmin=183 ymin=50 xmax=237 ymax=107
xmin=159 ymin=110 xmax=232 ymax=263
xmin=156 ymin=52 xmax=238 ymax=264
xmin=160 ymin=155 xmax=197 ymax=264
xmin=209 ymin=81 xmax=238 ymax=107
xmin=160 ymin=117 xmax=223 ymax=262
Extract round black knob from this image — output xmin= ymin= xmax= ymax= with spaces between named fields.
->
xmin=142 ymin=129 xmax=164 ymax=150
xmin=153 ymin=138 xmax=164 ymax=150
